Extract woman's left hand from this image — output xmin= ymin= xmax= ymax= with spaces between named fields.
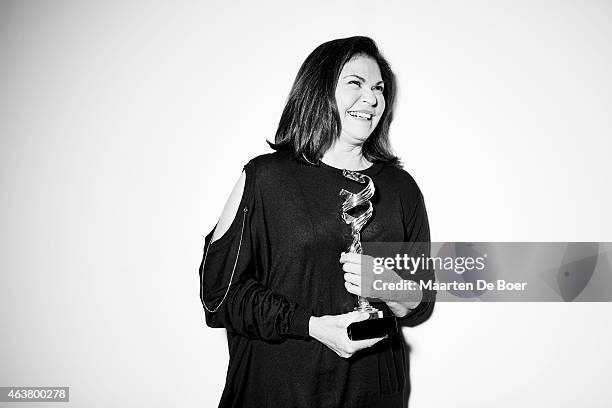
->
xmin=340 ymin=251 xmax=421 ymax=318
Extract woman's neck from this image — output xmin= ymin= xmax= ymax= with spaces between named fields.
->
xmin=321 ymin=140 xmax=372 ymax=171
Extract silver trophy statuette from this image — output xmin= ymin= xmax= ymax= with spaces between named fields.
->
xmin=340 ymin=169 xmax=383 ymax=319
xmin=340 ymin=169 xmax=397 ymax=340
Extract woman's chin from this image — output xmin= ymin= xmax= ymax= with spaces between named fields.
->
xmin=342 ymin=131 xmax=373 ymax=145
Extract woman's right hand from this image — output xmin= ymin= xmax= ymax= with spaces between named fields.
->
xmin=308 ymin=311 xmax=387 ymax=358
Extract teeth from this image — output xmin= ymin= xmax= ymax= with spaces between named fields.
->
xmin=348 ymin=111 xmax=372 ymax=120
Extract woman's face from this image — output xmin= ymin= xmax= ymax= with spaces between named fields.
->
xmin=334 ymin=54 xmax=386 ymax=145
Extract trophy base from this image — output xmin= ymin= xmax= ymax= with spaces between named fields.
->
xmin=347 ymin=310 xmax=397 ymax=341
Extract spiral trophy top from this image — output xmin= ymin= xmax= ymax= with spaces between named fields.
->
xmin=340 ymin=169 xmax=375 ymax=254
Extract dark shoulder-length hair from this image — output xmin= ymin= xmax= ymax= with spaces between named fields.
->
xmin=268 ymin=36 xmax=401 ymax=167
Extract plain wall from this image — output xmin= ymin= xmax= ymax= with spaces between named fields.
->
xmin=1 ymin=1 xmax=611 ymax=407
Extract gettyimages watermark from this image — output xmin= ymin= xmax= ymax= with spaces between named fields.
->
xmin=359 ymin=242 xmax=612 ymax=302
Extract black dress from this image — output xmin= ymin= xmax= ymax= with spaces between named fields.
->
xmin=199 ymin=151 xmax=435 ymax=408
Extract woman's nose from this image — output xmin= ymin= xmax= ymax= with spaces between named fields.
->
xmin=361 ymin=88 xmax=378 ymax=106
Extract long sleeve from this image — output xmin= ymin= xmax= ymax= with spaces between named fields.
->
xmin=198 ymin=163 xmax=312 ymax=342
xmin=397 ymin=192 xmax=437 ymax=327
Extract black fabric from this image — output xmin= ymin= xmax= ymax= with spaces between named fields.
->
xmin=199 ymin=151 xmax=435 ymax=408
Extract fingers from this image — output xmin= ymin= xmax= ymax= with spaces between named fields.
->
xmin=338 ymin=311 xmax=365 ymax=327
xmin=318 ymin=312 xmax=390 ymax=359
xmin=341 ymin=261 xmax=361 ymax=274
xmin=343 ymin=264 xmax=361 ymax=297
xmin=337 ymin=335 xmax=388 ymax=358
xmin=344 ymin=311 xmax=371 ymax=325
xmin=343 ymin=260 xmax=362 ymax=295
xmin=337 ymin=311 xmax=359 ymax=326
xmin=343 ymin=272 xmax=360 ymax=286
xmin=344 ymin=280 xmax=360 ymax=296
xmin=339 ymin=252 xmax=362 ymax=264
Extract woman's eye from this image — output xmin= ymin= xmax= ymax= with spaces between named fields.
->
xmin=373 ymin=85 xmax=384 ymax=92
xmin=348 ymin=80 xmax=361 ymax=87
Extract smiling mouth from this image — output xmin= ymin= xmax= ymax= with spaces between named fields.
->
xmin=347 ymin=111 xmax=373 ymax=121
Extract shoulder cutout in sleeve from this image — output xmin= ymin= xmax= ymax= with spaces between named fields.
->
xmin=211 ymin=170 xmax=246 ymax=243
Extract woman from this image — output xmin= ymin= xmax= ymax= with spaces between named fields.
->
xmin=199 ymin=36 xmax=435 ymax=408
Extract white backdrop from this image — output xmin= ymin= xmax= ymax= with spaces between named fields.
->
xmin=1 ymin=1 xmax=611 ymax=407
